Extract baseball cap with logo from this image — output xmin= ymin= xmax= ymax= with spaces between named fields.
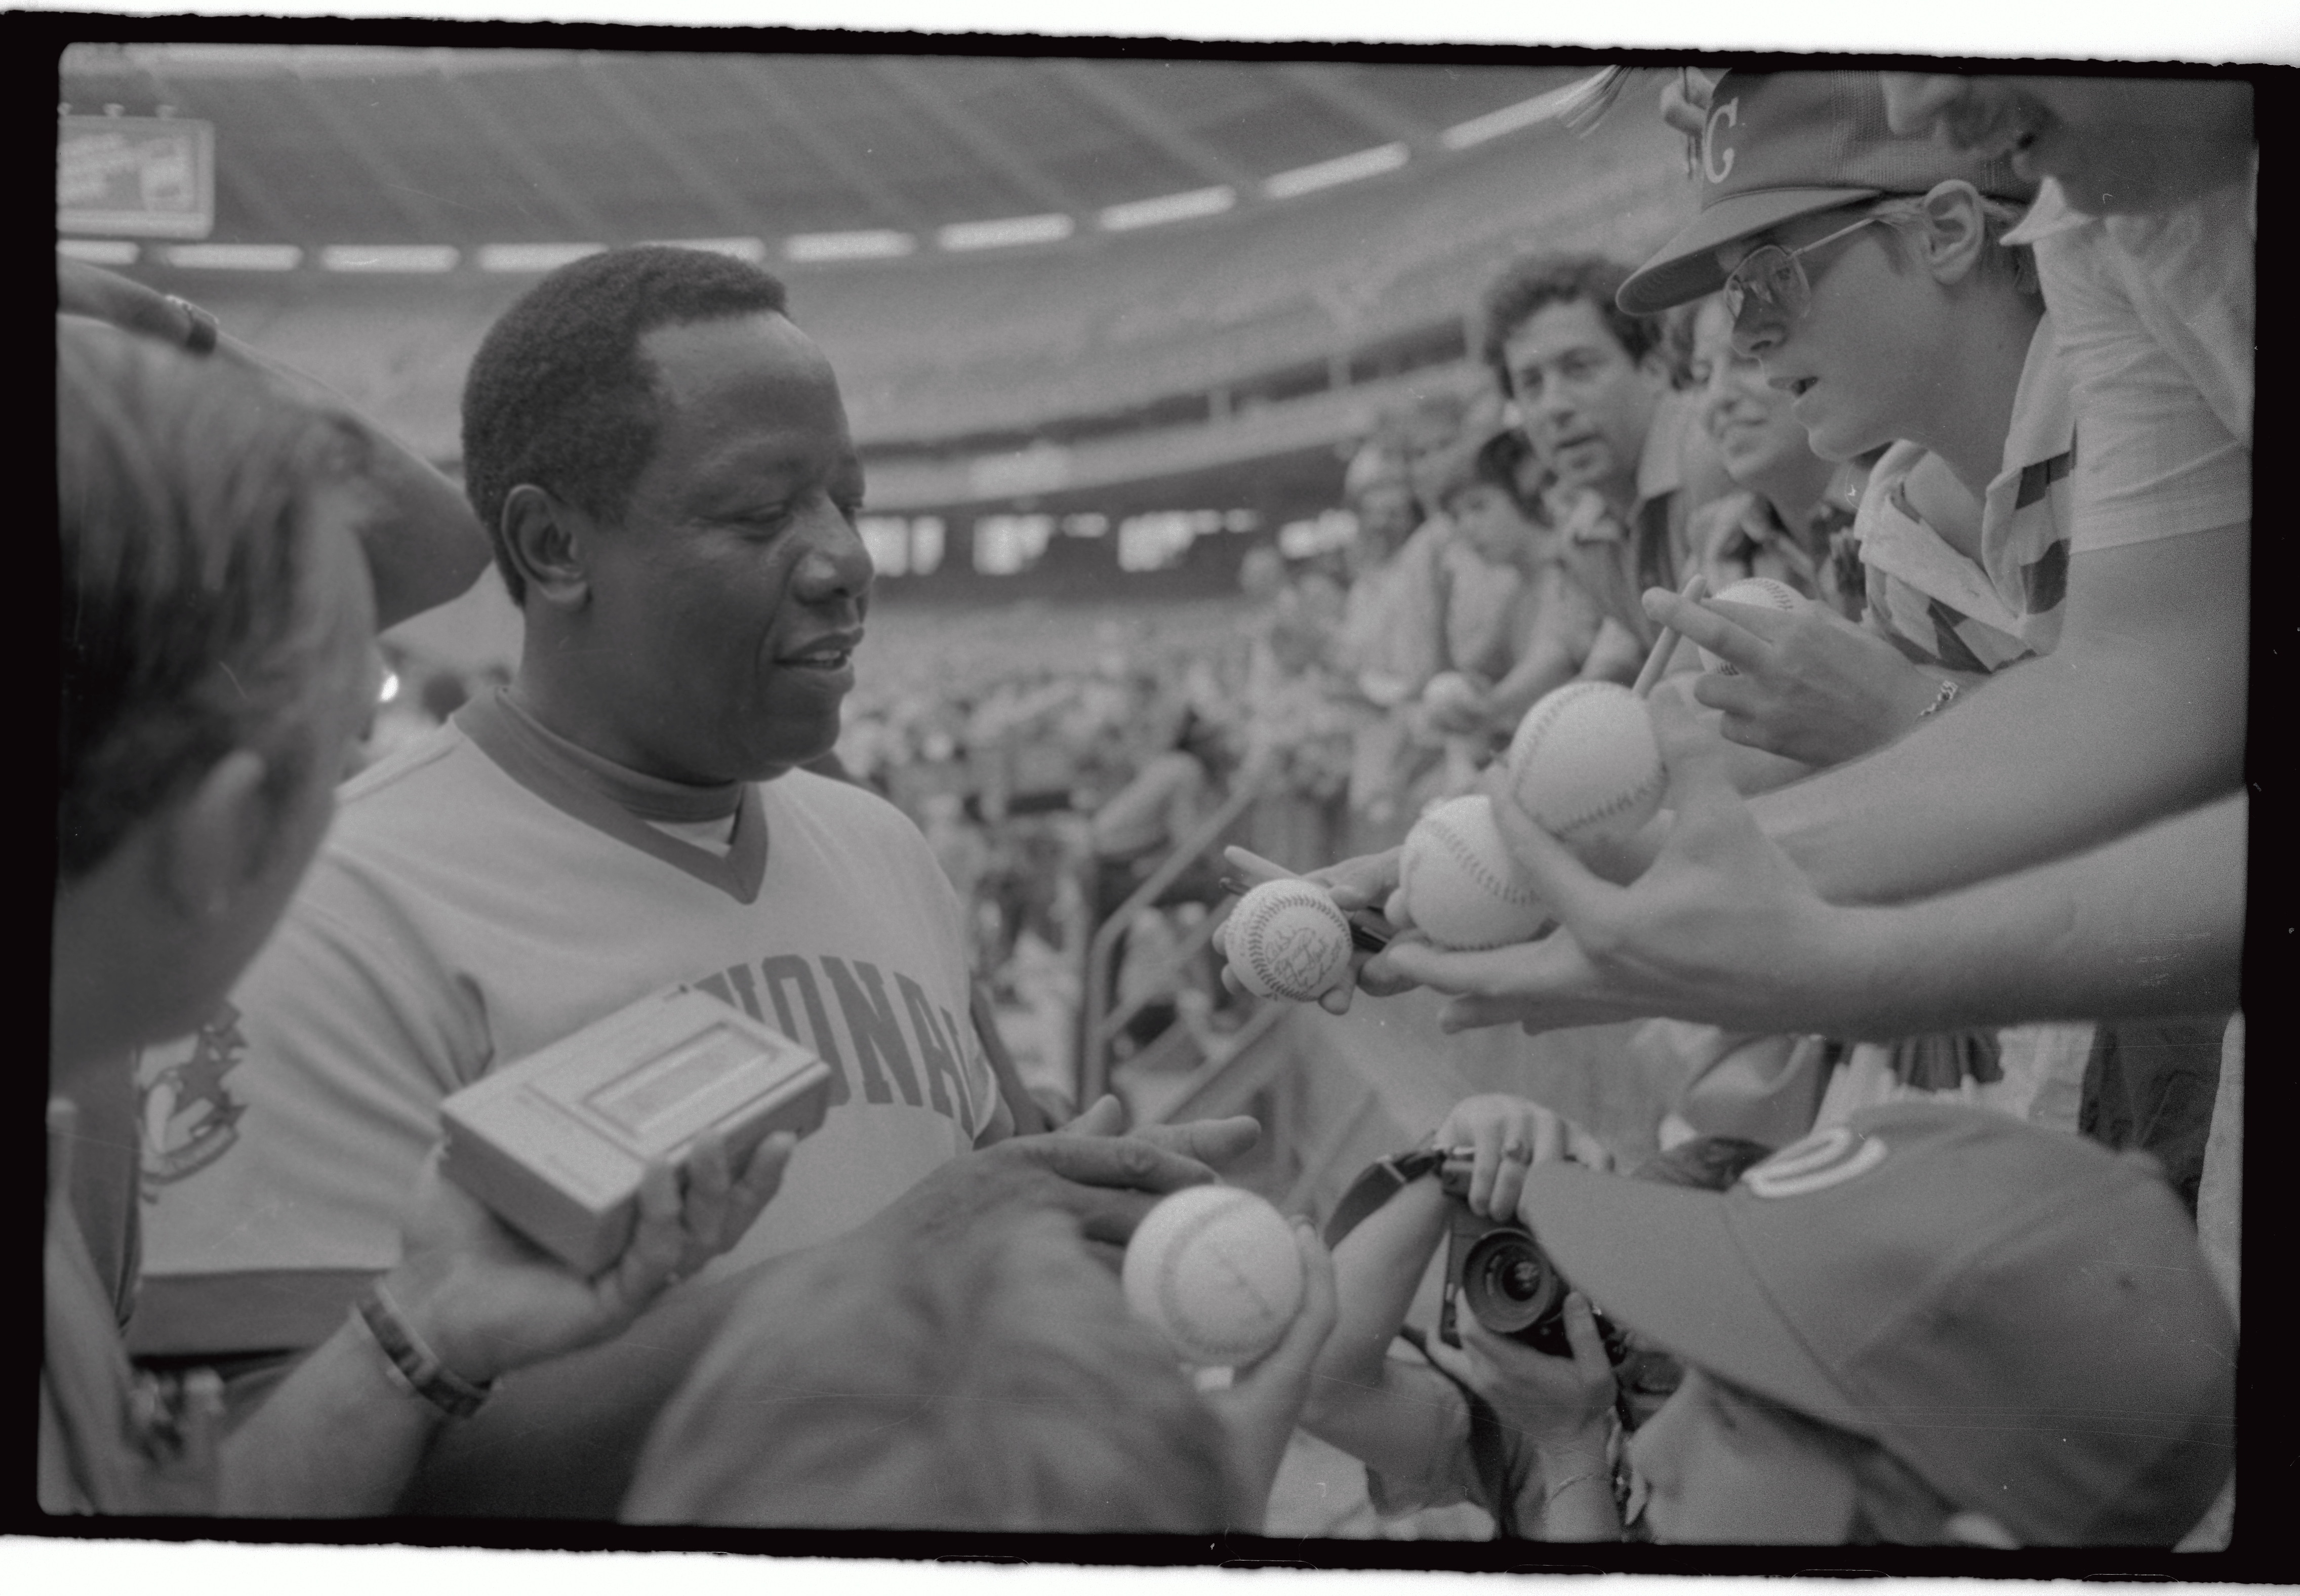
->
xmin=1518 ymin=1100 xmax=2235 ymax=1545
xmin=1618 ymin=71 xmax=2036 ymax=316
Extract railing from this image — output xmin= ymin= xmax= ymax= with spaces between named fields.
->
xmin=1077 ymin=774 xmax=1268 ymax=1110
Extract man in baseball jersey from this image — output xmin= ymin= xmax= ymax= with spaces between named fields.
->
xmin=128 ymin=246 xmax=1029 ymax=1512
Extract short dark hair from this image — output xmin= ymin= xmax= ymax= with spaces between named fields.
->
xmin=460 ymin=245 xmax=791 ymax=604
xmin=1478 ymin=253 xmax=1663 ymax=396
xmin=58 ymin=317 xmax=368 ymax=880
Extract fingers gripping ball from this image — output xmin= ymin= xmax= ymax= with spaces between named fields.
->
xmin=1421 ymin=671 xmax=1482 ymax=716
xmin=1225 ymin=878 xmax=1354 ymax=1002
xmin=1503 ymin=681 xmax=1666 ymax=847
xmin=1698 ymin=577 xmax=1808 ymax=674
xmin=1398 ymin=795 xmax=1550 ymax=951
xmin=1123 ymin=1185 xmax=1305 ymax=1368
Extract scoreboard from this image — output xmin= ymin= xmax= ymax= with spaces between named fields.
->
xmin=58 ymin=114 xmax=215 ymax=238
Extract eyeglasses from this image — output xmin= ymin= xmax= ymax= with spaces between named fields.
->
xmin=1720 ymin=214 xmax=1890 ymax=351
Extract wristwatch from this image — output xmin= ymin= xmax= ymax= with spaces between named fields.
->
xmin=1323 ymin=1145 xmax=1452 ymax=1247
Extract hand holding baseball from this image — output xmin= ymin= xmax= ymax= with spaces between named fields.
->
xmin=384 ymin=1127 xmax=796 ymax=1384
xmin=1379 ymin=692 xmax=1863 ymax=1037
xmin=1216 ymin=847 xmax=1417 ymax=1015
xmin=1642 ymin=585 xmax=1950 ymax=768
xmin=1193 ymin=1219 xmax=1340 ymax=1531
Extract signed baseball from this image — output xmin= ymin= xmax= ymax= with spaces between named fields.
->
xmin=1224 ymin=878 xmax=1354 ymax=1002
xmin=1396 ymin=794 xmax=1549 ymax=951
xmin=1504 ymin=681 xmax=1666 ymax=846
xmin=1699 ymin=577 xmax=1808 ymax=673
xmin=1123 ymin=1185 xmax=1305 ymax=1368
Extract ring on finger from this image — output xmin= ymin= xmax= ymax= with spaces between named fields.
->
xmin=1501 ymin=1138 xmax=1531 ymax=1162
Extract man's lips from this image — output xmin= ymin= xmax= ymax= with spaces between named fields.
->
xmin=778 ymin=630 xmax=863 ymax=670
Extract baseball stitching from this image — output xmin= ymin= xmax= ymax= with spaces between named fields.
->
xmin=1154 ymin=1192 xmax=1290 ymax=1361
xmin=1512 ymin=684 xmax=1664 ymax=836
xmin=1426 ymin=808 xmax=1540 ymax=907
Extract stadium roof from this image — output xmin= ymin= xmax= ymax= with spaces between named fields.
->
xmin=58 ymin=44 xmax=1615 ymax=263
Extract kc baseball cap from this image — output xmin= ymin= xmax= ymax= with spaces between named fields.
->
xmin=1618 ymin=71 xmax=2036 ymax=315
xmin=1520 ymin=1101 xmax=2235 ymax=1545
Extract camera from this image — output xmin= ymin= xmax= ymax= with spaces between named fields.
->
xmin=1436 ymin=1155 xmax=1629 ymax=1364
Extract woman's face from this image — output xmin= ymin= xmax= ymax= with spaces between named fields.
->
xmin=1691 ymin=297 xmax=1823 ymax=494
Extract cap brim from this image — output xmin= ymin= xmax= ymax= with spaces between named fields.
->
xmin=1617 ymin=186 xmax=1884 ymax=316
xmin=1519 ymin=1163 xmax=1878 ymax=1439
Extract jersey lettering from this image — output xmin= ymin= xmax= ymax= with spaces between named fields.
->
xmin=823 ymin=956 xmax=924 ymax=1109
xmin=899 ymin=972 xmax=971 ymax=1134
xmin=756 ymin=955 xmax=851 ymax=1108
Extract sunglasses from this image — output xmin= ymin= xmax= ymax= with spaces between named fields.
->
xmin=1720 ymin=213 xmax=1890 ymax=352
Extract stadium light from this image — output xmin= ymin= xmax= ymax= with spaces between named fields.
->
xmin=647 ymin=236 xmax=769 ymax=263
xmin=784 ymin=230 xmax=917 ymax=263
xmin=1442 ymin=82 xmax=1586 ymax=149
xmin=1098 ymin=186 xmax=1236 ymax=232
xmin=937 ymin=214 xmax=1075 ymax=252
xmin=161 ymin=242 xmax=302 ymax=270
xmin=321 ymin=244 xmax=460 ymax=273
xmin=58 ymin=238 xmax=138 ymax=265
xmin=1263 ymin=143 xmax=1407 ymax=200
xmin=477 ymin=242 xmax=604 ymax=273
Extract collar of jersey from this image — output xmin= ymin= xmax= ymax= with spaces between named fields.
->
xmin=458 ymin=688 xmax=768 ymax=904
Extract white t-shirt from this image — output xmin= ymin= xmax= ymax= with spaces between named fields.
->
xmin=130 ymin=690 xmax=1002 ymax=1358
xmin=2006 ymin=174 xmax=2252 ymax=551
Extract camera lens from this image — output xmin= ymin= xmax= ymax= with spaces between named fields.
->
xmin=1461 ymin=1227 xmax=1561 ymax=1335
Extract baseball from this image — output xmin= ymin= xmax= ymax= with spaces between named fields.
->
xmin=1224 ymin=878 xmax=1354 ymax=1002
xmin=1123 ymin=1184 xmax=1305 ymax=1368
xmin=1421 ymin=671 xmax=1482 ymax=715
xmin=1699 ymin=577 xmax=1808 ymax=673
xmin=1396 ymin=794 xmax=1549 ymax=951
xmin=1503 ymin=681 xmax=1666 ymax=847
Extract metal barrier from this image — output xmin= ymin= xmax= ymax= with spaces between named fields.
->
xmin=1076 ymin=775 xmax=1267 ymax=1109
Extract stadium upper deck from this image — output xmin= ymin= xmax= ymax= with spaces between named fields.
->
xmin=61 ymin=46 xmax=1695 ymax=511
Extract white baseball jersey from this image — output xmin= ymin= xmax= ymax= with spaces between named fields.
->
xmin=129 ymin=690 xmax=1001 ymax=1358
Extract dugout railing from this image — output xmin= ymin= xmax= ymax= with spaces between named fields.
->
xmin=1077 ymin=773 xmax=1276 ymax=1112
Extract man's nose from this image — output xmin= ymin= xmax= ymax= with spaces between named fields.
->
xmin=792 ymin=508 xmax=874 ymax=603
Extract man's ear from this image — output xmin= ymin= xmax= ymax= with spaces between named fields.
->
xmin=1914 ymin=180 xmax=1991 ymax=286
xmin=501 ymin=483 xmax=593 ymax=611
xmin=151 ymin=749 xmax=276 ymax=923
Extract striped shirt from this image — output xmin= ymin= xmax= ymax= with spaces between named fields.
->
xmin=1852 ymin=315 xmax=2075 ymax=674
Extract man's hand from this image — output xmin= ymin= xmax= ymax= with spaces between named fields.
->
xmin=1213 ymin=848 xmax=1417 ymax=1015
xmin=1643 ymin=586 xmax=1948 ymax=767
xmin=1199 ymin=1220 xmax=1340 ymax=1530
xmin=859 ymin=1128 xmax=1222 ymax=1266
xmin=1062 ymin=1093 xmax=1261 ymax=1173
xmin=386 ymin=1128 xmax=796 ymax=1384
xmin=1380 ymin=693 xmax=1866 ymax=1038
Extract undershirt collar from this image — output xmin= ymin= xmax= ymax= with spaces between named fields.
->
xmin=493 ymin=689 xmax=743 ymax=822
xmin=457 ymin=687 xmax=768 ymax=903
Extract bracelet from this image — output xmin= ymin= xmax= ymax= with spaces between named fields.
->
xmin=1916 ymin=678 xmax=1961 ymax=719
xmin=163 ymin=294 xmax=219 ymax=354
xmin=353 ymin=1285 xmax=497 ymax=1420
